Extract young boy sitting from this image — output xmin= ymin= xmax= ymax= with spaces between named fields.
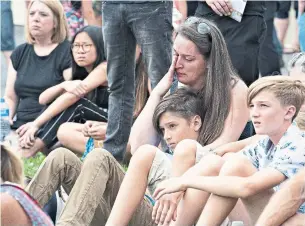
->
xmin=153 ymin=76 xmax=305 ymax=226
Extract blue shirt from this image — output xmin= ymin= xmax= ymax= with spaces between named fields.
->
xmin=242 ymin=122 xmax=305 ymax=213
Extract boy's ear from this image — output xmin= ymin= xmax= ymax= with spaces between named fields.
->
xmin=192 ymin=115 xmax=202 ymax=132
xmin=284 ymin=105 xmax=297 ymax=120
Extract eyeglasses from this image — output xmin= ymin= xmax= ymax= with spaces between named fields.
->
xmin=71 ymin=43 xmax=93 ymax=53
xmin=185 ymin=17 xmax=211 ymax=35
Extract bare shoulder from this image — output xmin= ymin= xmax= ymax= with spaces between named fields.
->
xmin=1 ymin=193 xmax=31 ymax=225
xmin=231 ymin=79 xmax=248 ymax=97
xmin=1 ymin=192 xmax=23 ymax=212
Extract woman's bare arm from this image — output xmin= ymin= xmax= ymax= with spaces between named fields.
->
xmin=256 ymin=169 xmax=305 ymax=226
xmin=1 ymin=193 xmax=31 ymax=226
xmin=129 ymin=56 xmax=177 ymax=155
xmin=213 ymin=135 xmax=262 ymax=156
xmin=154 ymin=168 xmax=285 ymax=200
xmin=39 ymin=68 xmax=72 ymax=105
xmin=4 ymin=61 xmax=19 ymax=124
xmin=33 ymin=62 xmax=107 ymax=128
xmin=204 ymin=80 xmax=249 ymax=151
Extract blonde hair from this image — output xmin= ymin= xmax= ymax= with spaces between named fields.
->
xmin=1 ymin=144 xmax=24 ymax=186
xmin=26 ymin=0 xmax=68 ymax=44
xmin=248 ymin=76 xmax=305 ymax=121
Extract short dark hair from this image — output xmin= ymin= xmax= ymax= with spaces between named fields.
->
xmin=152 ymin=88 xmax=204 ymax=137
xmin=71 ymin=26 xmax=106 ymax=80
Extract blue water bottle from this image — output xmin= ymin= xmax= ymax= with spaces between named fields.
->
xmin=0 ymin=98 xmax=11 ymax=142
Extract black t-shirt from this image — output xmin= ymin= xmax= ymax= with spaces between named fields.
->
xmin=187 ymin=1 xmax=199 ymax=17
xmin=10 ymin=40 xmax=71 ymax=129
xmin=196 ymin=1 xmax=265 ymax=17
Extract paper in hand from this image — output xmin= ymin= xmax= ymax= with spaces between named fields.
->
xmin=229 ymin=0 xmax=247 ymax=22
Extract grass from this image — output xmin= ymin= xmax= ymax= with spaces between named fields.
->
xmin=22 ymin=151 xmax=129 ymax=179
xmin=23 ymin=152 xmax=46 ymax=179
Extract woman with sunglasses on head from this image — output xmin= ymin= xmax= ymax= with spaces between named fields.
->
xmin=105 ymin=17 xmax=249 ymax=225
xmin=17 ymin=25 xmax=108 ymax=158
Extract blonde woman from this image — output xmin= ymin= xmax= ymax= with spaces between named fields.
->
xmin=4 ymin=0 xmax=71 ymax=134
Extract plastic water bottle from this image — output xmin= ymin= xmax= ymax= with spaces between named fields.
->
xmin=0 ymin=98 xmax=11 ymax=142
xmin=231 ymin=221 xmax=245 ymax=226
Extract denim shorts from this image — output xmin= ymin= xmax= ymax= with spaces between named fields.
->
xmin=1 ymin=1 xmax=15 ymax=51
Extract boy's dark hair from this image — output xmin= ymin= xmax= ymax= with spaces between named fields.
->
xmin=71 ymin=26 xmax=106 ymax=81
xmin=152 ymin=88 xmax=205 ymax=144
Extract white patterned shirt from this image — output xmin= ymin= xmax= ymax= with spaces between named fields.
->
xmin=242 ymin=122 xmax=305 ymax=213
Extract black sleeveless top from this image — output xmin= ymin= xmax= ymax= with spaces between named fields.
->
xmin=11 ymin=40 xmax=71 ymax=129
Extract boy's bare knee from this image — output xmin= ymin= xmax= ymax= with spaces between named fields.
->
xmin=220 ymin=155 xmax=255 ymax=176
xmin=195 ymin=154 xmax=224 ymax=176
xmin=130 ymin=144 xmax=158 ymax=169
xmin=174 ymin=139 xmax=197 ymax=160
xmin=57 ymin=124 xmax=68 ymax=143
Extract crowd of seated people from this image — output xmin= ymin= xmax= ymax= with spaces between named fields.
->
xmin=1 ymin=1 xmax=305 ymax=226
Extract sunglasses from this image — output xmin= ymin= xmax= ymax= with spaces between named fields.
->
xmin=185 ymin=17 xmax=211 ymax=36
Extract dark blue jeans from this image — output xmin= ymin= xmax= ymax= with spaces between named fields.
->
xmin=1 ymin=1 xmax=15 ymax=51
xmin=102 ymin=2 xmax=173 ymax=161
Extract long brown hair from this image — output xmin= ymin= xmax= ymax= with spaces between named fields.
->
xmin=133 ymin=53 xmax=149 ymax=120
xmin=176 ymin=17 xmax=239 ymax=146
xmin=1 ymin=144 xmax=24 ymax=186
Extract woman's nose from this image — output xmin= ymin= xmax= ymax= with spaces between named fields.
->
xmin=175 ymin=56 xmax=183 ymax=69
xmin=32 ymin=13 xmax=40 ymax=22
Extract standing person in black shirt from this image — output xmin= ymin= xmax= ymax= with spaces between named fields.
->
xmin=196 ymin=1 xmax=266 ymax=86
xmin=187 ymin=1 xmax=199 ymax=17
xmin=259 ymin=1 xmax=281 ymax=77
